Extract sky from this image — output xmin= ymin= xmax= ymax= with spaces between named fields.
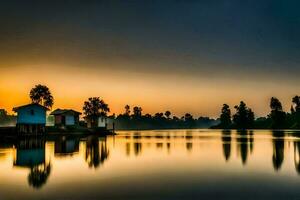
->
xmin=0 ymin=0 xmax=299 ymax=117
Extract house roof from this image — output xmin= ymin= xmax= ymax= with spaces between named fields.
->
xmin=50 ymin=109 xmax=81 ymax=116
xmin=13 ymin=103 xmax=50 ymax=112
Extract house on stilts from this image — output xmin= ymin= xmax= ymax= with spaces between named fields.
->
xmin=13 ymin=103 xmax=49 ymax=134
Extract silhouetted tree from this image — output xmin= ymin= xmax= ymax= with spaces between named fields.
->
xmin=292 ymin=96 xmax=300 ymax=112
xmin=270 ymin=97 xmax=283 ymax=111
xmin=83 ymin=97 xmax=110 ymax=127
xmin=29 ymin=84 xmax=54 ymax=108
xmin=132 ymin=106 xmax=142 ymax=118
xmin=165 ymin=111 xmax=171 ymax=119
xmin=291 ymin=96 xmax=300 ymax=128
xmin=220 ymin=104 xmax=231 ymax=128
xmin=154 ymin=112 xmax=164 ymax=119
xmin=233 ymin=101 xmax=254 ymax=129
xmin=269 ymin=97 xmax=286 ymax=129
xmin=124 ymin=105 xmax=130 ymax=116
xmin=184 ymin=113 xmax=196 ymax=128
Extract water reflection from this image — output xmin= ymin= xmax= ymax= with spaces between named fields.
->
xmin=85 ymin=136 xmax=109 ymax=168
xmin=134 ymin=142 xmax=142 ymax=156
xmin=222 ymin=130 xmax=231 ymax=161
xmin=272 ymin=131 xmax=285 ymax=171
xmin=293 ymin=132 xmax=300 ymax=175
xmin=55 ymin=137 xmax=79 ymax=157
xmin=236 ymin=130 xmax=254 ymax=165
xmin=0 ymin=130 xmax=300 ymax=199
xmin=186 ymin=131 xmax=193 ymax=152
xmin=13 ymin=138 xmax=51 ymax=189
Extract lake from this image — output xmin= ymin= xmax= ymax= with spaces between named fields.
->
xmin=0 ymin=129 xmax=300 ymax=200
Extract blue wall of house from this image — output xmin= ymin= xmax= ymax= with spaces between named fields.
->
xmin=65 ymin=115 xmax=75 ymax=125
xmin=15 ymin=149 xmax=45 ymax=167
xmin=16 ymin=105 xmax=46 ymax=124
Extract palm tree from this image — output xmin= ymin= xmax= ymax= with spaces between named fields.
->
xmin=83 ymin=97 xmax=110 ymax=127
xmin=124 ymin=105 xmax=130 ymax=116
xmin=29 ymin=84 xmax=54 ymax=109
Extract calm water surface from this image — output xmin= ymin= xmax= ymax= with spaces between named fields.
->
xmin=1 ymin=129 xmax=300 ymax=200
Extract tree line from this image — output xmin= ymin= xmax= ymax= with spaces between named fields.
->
xmin=29 ymin=85 xmax=218 ymax=129
xmin=215 ymin=96 xmax=300 ymax=129
xmin=1 ymin=84 xmax=300 ymax=130
xmin=0 ymin=84 xmax=218 ymax=129
xmin=109 ymin=105 xmax=218 ymax=130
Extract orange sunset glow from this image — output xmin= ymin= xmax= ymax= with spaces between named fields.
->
xmin=0 ymin=63 xmax=298 ymax=117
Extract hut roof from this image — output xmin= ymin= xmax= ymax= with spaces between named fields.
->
xmin=13 ymin=103 xmax=49 ymax=112
xmin=50 ymin=109 xmax=81 ymax=116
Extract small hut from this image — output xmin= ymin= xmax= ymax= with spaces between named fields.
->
xmin=13 ymin=103 xmax=49 ymax=134
xmin=86 ymin=116 xmax=108 ymax=129
xmin=85 ymin=116 xmax=115 ymax=131
xmin=50 ymin=109 xmax=81 ymax=127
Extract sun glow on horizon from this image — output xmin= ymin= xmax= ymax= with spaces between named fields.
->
xmin=0 ymin=62 xmax=298 ymax=118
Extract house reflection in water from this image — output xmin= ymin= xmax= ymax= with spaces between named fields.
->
xmin=54 ymin=137 xmax=79 ymax=157
xmin=13 ymin=138 xmax=51 ymax=189
xmin=85 ymin=136 xmax=109 ymax=168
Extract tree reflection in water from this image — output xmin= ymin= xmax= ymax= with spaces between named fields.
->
xmin=222 ymin=130 xmax=231 ymax=162
xmin=294 ymin=141 xmax=300 ymax=174
xmin=185 ymin=131 xmax=193 ymax=152
xmin=293 ymin=132 xmax=300 ymax=174
xmin=28 ymin=162 xmax=51 ymax=189
xmin=85 ymin=136 xmax=109 ymax=168
xmin=272 ymin=131 xmax=285 ymax=171
xmin=134 ymin=142 xmax=142 ymax=156
xmin=236 ymin=130 xmax=253 ymax=165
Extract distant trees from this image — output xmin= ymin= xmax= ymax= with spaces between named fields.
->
xmin=291 ymin=95 xmax=300 ymax=128
xmin=165 ymin=111 xmax=171 ymax=119
xmin=83 ymin=97 xmax=110 ymax=127
xmin=124 ymin=105 xmax=130 ymax=116
xmin=215 ymin=95 xmax=300 ymax=129
xmin=0 ymin=109 xmax=16 ymax=126
xmin=292 ymin=96 xmax=300 ymax=112
xmin=29 ymin=84 xmax=54 ymax=109
xmin=269 ymin=97 xmax=286 ymax=129
xmin=232 ymin=101 xmax=254 ymax=129
xmin=216 ymin=101 xmax=254 ymax=129
xmin=184 ymin=113 xmax=196 ymax=128
xmin=133 ymin=106 xmax=142 ymax=118
xmin=114 ymin=105 xmax=218 ymax=130
xmin=220 ymin=104 xmax=231 ymax=128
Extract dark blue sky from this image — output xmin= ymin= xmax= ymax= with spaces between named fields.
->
xmin=1 ymin=0 xmax=300 ymax=74
xmin=0 ymin=0 xmax=299 ymax=116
